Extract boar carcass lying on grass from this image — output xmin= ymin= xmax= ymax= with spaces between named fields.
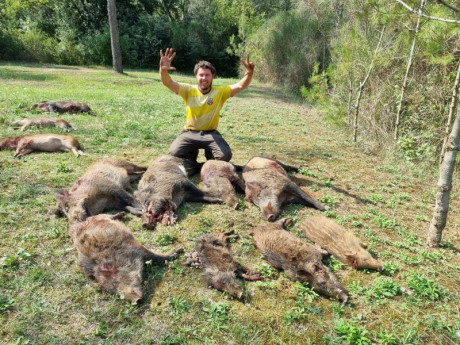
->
xmin=28 ymin=101 xmax=94 ymax=115
xmin=243 ymin=156 xmax=326 ymax=221
xmin=12 ymin=117 xmax=72 ymax=132
xmin=0 ymin=134 xmax=84 ymax=157
xmin=184 ymin=231 xmax=262 ymax=299
xmin=200 ymin=160 xmax=245 ymax=209
xmin=69 ymin=213 xmax=183 ymax=304
xmin=302 ymin=215 xmax=383 ymax=271
xmin=128 ymin=155 xmax=222 ymax=229
xmin=248 ymin=219 xmax=348 ymax=302
xmin=55 ymin=159 xmax=146 ymax=222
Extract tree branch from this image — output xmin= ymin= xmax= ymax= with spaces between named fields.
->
xmin=395 ymin=0 xmax=460 ymax=23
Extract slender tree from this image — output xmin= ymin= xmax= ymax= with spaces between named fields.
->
xmin=107 ymin=0 xmax=123 ymax=73
xmin=427 ymin=59 xmax=460 ymax=247
xmin=440 ymin=59 xmax=460 ymax=163
xmin=353 ymin=26 xmax=385 ymax=142
xmin=394 ymin=0 xmax=427 ymax=141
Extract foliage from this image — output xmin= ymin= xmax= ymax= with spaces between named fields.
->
xmin=246 ymin=4 xmax=335 ymax=91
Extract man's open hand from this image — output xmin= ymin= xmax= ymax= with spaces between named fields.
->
xmin=159 ymin=48 xmax=176 ymax=71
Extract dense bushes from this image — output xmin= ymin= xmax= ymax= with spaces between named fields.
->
xmin=247 ymin=8 xmax=334 ymax=90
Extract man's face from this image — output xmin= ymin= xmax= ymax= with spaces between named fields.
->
xmin=196 ymin=67 xmax=214 ymax=94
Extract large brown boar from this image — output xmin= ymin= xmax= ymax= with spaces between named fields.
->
xmin=128 ymin=155 xmax=222 ymax=229
xmin=28 ymin=101 xmax=95 ymax=115
xmin=55 ymin=159 xmax=146 ymax=222
xmin=242 ymin=156 xmax=326 ymax=221
xmin=69 ymin=213 xmax=183 ymax=304
xmin=248 ymin=219 xmax=348 ymax=302
xmin=301 ymin=215 xmax=383 ymax=271
xmin=0 ymin=134 xmax=84 ymax=157
xmin=184 ymin=231 xmax=262 ymax=299
xmin=200 ymin=160 xmax=245 ymax=209
xmin=12 ymin=117 xmax=72 ymax=132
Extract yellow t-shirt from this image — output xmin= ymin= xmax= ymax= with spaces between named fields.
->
xmin=178 ymin=83 xmax=232 ymax=131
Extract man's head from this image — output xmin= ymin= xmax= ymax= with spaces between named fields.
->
xmin=194 ymin=61 xmax=216 ymax=94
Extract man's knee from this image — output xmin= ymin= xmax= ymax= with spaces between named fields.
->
xmin=213 ymin=149 xmax=232 ymax=162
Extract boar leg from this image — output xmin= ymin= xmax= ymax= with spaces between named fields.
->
xmin=284 ymin=182 xmax=327 ymax=211
xmin=229 ymin=175 xmax=246 ymax=194
xmin=137 ymin=245 xmax=184 ymax=263
xmin=184 ymin=183 xmax=223 ymax=203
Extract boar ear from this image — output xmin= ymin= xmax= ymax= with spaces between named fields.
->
xmin=344 ymin=253 xmax=358 ymax=268
xmin=99 ymin=263 xmax=115 ymax=277
xmin=54 ymin=189 xmax=70 ymax=200
xmin=245 ymin=181 xmax=261 ymax=194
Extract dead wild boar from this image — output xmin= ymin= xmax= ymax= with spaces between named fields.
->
xmin=248 ymin=219 xmax=348 ymax=302
xmin=184 ymin=231 xmax=262 ymax=299
xmin=69 ymin=213 xmax=183 ymax=304
xmin=55 ymin=159 xmax=146 ymax=222
xmin=200 ymin=160 xmax=245 ymax=209
xmin=12 ymin=117 xmax=72 ymax=132
xmin=0 ymin=134 xmax=84 ymax=157
xmin=28 ymin=101 xmax=95 ymax=115
xmin=301 ymin=215 xmax=383 ymax=271
xmin=128 ymin=155 xmax=222 ymax=229
xmin=242 ymin=156 xmax=326 ymax=221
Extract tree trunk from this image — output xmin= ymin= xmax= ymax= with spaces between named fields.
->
xmin=107 ymin=0 xmax=123 ymax=74
xmin=440 ymin=59 xmax=460 ymax=163
xmin=427 ymin=105 xmax=460 ymax=247
xmin=353 ymin=27 xmax=385 ymax=142
xmin=394 ymin=0 xmax=427 ymax=140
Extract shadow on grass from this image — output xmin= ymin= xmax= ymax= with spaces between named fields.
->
xmin=293 ymin=175 xmax=372 ymax=205
xmin=0 ymin=69 xmax=59 ymax=81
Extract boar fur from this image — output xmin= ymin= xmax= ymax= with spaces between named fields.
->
xmin=55 ymin=159 xmax=146 ymax=222
xmin=0 ymin=134 xmax=84 ymax=157
xmin=200 ymin=160 xmax=245 ymax=209
xmin=243 ymin=156 xmax=326 ymax=221
xmin=248 ymin=219 xmax=348 ymax=302
xmin=28 ymin=101 xmax=94 ymax=115
xmin=184 ymin=231 xmax=262 ymax=299
xmin=69 ymin=213 xmax=183 ymax=304
xmin=301 ymin=215 xmax=383 ymax=271
xmin=129 ymin=155 xmax=222 ymax=229
xmin=12 ymin=117 xmax=72 ymax=132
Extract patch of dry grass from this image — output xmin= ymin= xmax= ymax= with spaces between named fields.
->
xmin=0 ymin=63 xmax=459 ymax=344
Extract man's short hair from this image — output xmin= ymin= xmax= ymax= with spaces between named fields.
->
xmin=194 ymin=61 xmax=216 ymax=76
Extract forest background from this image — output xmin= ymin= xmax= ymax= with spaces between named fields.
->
xmin=2 ymin=0 xmax=460 ymax=162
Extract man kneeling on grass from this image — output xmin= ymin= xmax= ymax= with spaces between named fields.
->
xmin=159 ymin=47 xmax=255 ymax=162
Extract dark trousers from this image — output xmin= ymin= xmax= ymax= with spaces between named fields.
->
xmin=168 ymin=130 xmax=232 ymax=162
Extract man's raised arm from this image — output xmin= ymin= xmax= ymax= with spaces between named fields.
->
xmin=159 ymin=48 xmax=180 ymax=94
xmin=230 ymin=53 xmax=255 ymax=97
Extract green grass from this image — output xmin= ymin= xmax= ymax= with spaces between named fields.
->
xmin=1 ymin=63 xmax=459 ymax=344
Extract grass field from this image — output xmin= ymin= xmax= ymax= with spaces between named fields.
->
xmin=0 ymin=63 xmax=459 ymax=345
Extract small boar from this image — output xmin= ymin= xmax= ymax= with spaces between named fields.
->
xmin=12 ymin=117 xmax=72 ymax=132
xmin=69 ymin=213 xmax=183 ymax=304
xmin=28 ymin=101 xmax=95 ymax=115
xmin=0 ymin=134 xmax=84 ymax=157
xmin=128 ymin=155 xmax=222 ymax=229
xmin=248 ymin=219 xmax=348 ymax=302
xmin=243 ymin=156 xmax=326 ymax=221
xmin=55 ymin=159 xmax=146 ymax=222
xmin=184 ymin=231 xmax=262 ymax=299
xmin=200 ymin=160 xmax=245 ymax=209
xmin=301 ymin=215 xmax=383 ymax=271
